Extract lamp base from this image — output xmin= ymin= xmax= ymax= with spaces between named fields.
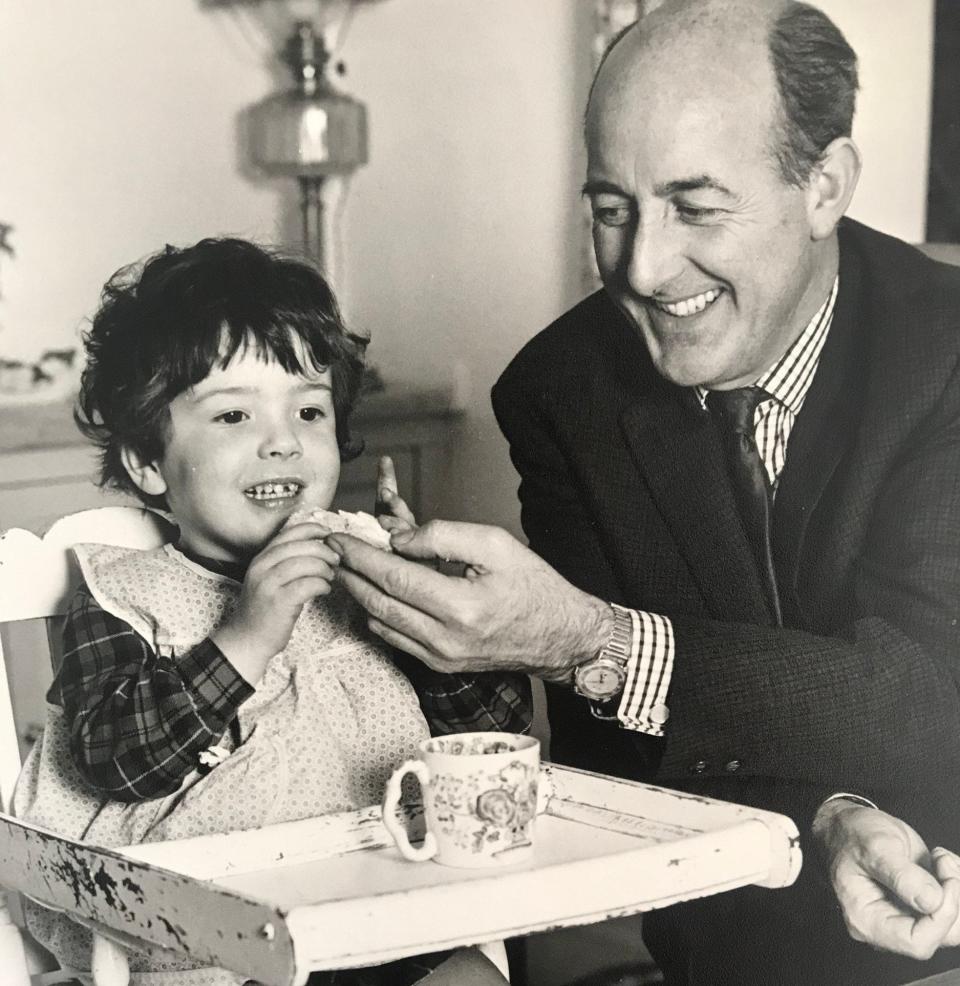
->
xmin=298 ymin=175 xmax=325 ymax=269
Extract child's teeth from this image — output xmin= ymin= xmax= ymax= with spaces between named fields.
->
xmin=246 ymin=482 xmax=300 ymax=500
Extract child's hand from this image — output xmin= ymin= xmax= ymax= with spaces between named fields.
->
xmin=375 ymin=455 xmax=418 ymax=535
xmin=211 ymin=521 xmax=339 ymax=684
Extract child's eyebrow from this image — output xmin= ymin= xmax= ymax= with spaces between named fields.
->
xmin=295 ymin=381 xmax=333 ymax=393
xmin=191 ymin=381 xmax=332 ymax=403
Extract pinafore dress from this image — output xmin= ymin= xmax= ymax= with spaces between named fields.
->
xmin=14 ymin=543 xmax=429 ymax=985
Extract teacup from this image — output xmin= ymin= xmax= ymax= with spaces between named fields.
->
xmin=382 ymin=731 xmax=540 ymax=868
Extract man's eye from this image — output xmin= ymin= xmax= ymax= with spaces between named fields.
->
xmin=299 ymin=406 xmax=327 ymax=422
xmin=592 ymin=204 xmax=633 ymax=228
xmin=214 ymin=410 xmax=247 ymax=424
xmin=676 ymin=203 xmax=720 ymax=224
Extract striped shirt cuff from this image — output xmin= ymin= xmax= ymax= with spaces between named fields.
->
xmin=820 ymin=792 xmax=879 ymax=811
xmin=617 ymin=608 xmax=674 ymax=737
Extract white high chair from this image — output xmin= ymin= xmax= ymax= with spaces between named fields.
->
xmin=0 ymin=506 xmax=176 ymax=986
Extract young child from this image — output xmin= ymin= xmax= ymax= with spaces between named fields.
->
xmin=14 ymin=238 xmax=528 ymax=985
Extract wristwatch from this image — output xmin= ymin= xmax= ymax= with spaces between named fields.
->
xmin=573 ymin=603 xmax=634 ymax=704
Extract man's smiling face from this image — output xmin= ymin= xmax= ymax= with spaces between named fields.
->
xmin=584 ymin=21 xmax=831 ymax=390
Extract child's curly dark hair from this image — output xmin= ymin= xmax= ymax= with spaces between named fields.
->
xmin=75 ymin=237 xmax=367 ymax=509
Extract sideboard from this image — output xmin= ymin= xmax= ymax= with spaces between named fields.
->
xmin=0 ymin=386 xmax=463 ymax=534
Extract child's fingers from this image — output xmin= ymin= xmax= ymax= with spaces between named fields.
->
xmin=250 ymin=535 xmax=341 ymax=573
xmin=284 ymin=575 xmax=336 ymax=603
xmin=268 ymin=521 xmax=332 ymax=546
xmin=264 ymin=554 xmax=338 ymax=590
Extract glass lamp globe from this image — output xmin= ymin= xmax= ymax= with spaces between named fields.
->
xmin=248 ymin=20 xmax=368 ymax=178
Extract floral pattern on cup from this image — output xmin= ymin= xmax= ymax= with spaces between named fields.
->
xmin=430 ymin=760 xmax=538 ymax=858
xmin=382 ymin=731 xmax=540 ymax=867
xmin=428 ymin=736 xmax=517 ymax=757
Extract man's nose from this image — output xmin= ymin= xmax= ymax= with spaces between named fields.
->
xmin=625 ymin=216 xmax=684 ymax=298
xmin=259 ymin=420 xmax=303 ymax=459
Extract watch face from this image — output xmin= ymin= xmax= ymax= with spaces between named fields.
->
xmin=575 ymin=660 xmax=627 ymax=701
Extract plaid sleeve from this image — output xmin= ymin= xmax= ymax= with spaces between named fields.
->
xmin=51 ymin=583 xmax=254 ymax=803
xmin=391 ymin=651 xmax=532 ymax=737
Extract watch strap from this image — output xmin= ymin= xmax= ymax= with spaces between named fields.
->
xmin=603 ymin=602 xmax=635 ymax=670
xmin=574 ymin=602 xmax=636 ymax=705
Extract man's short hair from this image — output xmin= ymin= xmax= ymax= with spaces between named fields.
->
xmin=76 ymin=237 xmax=368 ymax=508
xmin=586 ymin=2 xmax=859 ymax=188
xmin=769 ymin=2 xmax=859 ymax=186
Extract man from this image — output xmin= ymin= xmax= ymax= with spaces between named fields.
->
xmin=329 ymin=0 xmax=960 ymax=981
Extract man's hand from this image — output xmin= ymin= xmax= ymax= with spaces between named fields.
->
xmin=211 ymin=521 xmax=339 ymax=685
xmin=327 ymin=519 xmax=613 ymax=682
xmin=374 ymin=455 xmax=417 ymax=536
xmin=813 ymin=798 xmax=960 ymax=959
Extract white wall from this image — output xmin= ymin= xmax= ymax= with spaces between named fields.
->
xmin=0 ymin=2 xmax=282 ymax=362
xmin=817 ymin=0 xmax=935 ymax=243
xmin=335 ymin=0 xmax=591 ymax=529
xmin=0 ymin=0 xmax=939 ymax=533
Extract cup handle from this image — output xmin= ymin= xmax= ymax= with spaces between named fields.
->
xmin=382 ymin=759 xmax=438 ymax=862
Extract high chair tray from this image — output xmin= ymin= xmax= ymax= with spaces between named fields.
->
xmin=125 ymin=763 xmax=800 ymax=980
xmin=0 ymin=764 xmax=801 ymax=986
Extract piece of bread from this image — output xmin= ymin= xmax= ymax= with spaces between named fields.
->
xmin=284 ymin=507 xmax=393 ymax=551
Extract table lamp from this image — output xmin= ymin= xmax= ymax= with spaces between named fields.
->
xmin=247 ymin=18 xmax=368 ymax=268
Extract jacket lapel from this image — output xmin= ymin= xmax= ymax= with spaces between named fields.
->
xmin=773 ymin=237 xmax=864 ymax=607
xmin=619 ymin=385 xmax=775 ymax=625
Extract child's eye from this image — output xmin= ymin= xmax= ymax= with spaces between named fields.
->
xmin=299 ymin=406 xmax=327 ymax=422
xmin=214 ymin=410 xmax=248 ymax=425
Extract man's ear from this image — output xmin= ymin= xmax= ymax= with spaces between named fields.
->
xmin=807 ymin=136 xmax=862 ymax=241
xmin=120 ymin=446 xmax=168 ymax=498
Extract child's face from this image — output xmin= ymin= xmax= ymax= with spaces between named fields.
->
xmin=125 ymin=344 xmax=341 ymax=562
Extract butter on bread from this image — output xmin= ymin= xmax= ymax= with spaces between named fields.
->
xmin=284 ymin=507 xmax=393 ymax=551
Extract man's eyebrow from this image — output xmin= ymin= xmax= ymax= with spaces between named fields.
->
xmin=581 ymin=179 xmax=628 ymax=198
xmin=581 ymin=176 xmax=734 ymax=198
xmin=654 ymin=176 xmax=733 ymax=197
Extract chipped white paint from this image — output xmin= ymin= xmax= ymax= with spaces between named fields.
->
xmin=0 ymin=814 xmax=296 ymax=984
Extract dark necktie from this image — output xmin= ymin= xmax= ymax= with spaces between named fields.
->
xmin=707 ymin=387 xmax=782 ymax=625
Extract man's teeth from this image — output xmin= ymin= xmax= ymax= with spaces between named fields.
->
xmin=245 ymin=482 xmax=302 ymax=500
xmin=655 ymin=288 xmax=721 ymax=317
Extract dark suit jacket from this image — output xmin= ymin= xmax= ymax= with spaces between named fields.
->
xmin=492 ymin=219 xmax=960 ymax=985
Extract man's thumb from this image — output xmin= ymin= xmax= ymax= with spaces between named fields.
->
xmin=391 ymin=520 xmax=507 ymax=567
xmin=881 ymin=859 xmax=944 ymax=914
